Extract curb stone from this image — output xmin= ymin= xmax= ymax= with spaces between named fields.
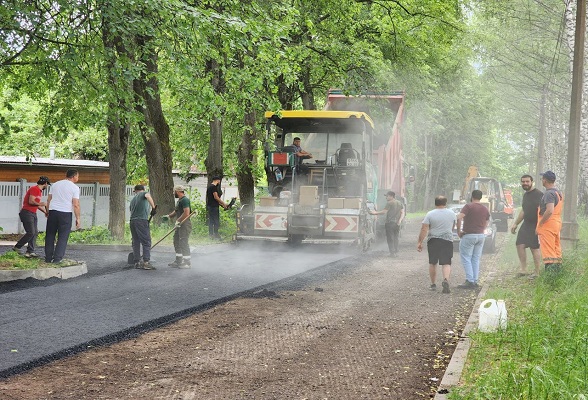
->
xmin=0 ymin=262 xmax=87 ymax=282
xmin=434 ymin=238 xmax=505 ymax=399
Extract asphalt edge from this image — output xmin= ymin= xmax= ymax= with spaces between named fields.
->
xmin=434 ymin=244 xmax=503 ymax=399
xmin=0 ymin=252 xmax=361 ymax=380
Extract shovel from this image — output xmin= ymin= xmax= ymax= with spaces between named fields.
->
xmin=127 ymin=209 xmax=197 ymax=265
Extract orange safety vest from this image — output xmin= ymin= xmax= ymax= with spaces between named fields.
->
xmin=536 ymin=190 xmax=563 ymax=264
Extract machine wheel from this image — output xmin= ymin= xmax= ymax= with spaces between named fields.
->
xmin=484 ymin=236 xmax=496 ymax=253
xmin=288 ymin=234 xmax=304 ymax=246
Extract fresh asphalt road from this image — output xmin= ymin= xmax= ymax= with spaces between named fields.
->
xmin=0 ymin=242 xmax=354 ymax=376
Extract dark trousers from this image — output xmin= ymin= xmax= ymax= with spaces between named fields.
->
xmin=16 ymin=209 xmax=38 ymax=253
xmin=207 ymin=206 xmax=220 ymax=236
xmin=130 ymin=219 xmax=152 ymax=262
xmin=385 ymin=222 xmax=400 ymax=254
xmin=173 ymin=220 xmax=192 ymax=257
xmin=45 ymin=210 xmax=72 ymax=263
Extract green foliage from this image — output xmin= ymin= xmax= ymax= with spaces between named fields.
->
xmin=453 ymin=218 xmax=588 ymax=399
xmin=0 ymin=250 xmax=71 ymax=270
xmin=0 ymin=250 xmax=39 ymax=270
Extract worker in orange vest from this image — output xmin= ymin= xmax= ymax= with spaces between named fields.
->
xmin=536 ymin=171 xmax=563 ymax=273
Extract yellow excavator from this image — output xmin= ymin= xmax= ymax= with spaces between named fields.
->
xmin=461 ymin=165 xmax=512 ymax=232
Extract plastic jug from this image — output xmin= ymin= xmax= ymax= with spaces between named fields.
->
xmin=478 ymin=299 xmax=508 ymax=332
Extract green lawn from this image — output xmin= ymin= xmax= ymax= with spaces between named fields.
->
xmin=452 ymin=218 xmax=588 ymax=399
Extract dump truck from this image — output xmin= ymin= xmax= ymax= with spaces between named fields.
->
xmin=235 ymin=90 xmax=405 ymax=249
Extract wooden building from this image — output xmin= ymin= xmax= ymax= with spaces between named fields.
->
xmin=0 ymin=156 xmax=110 ymax=184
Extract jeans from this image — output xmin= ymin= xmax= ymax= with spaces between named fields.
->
xmin=45 ymin=210 xmax=73 ymax=263
xmin=16 ymin=209 xmax=38 ymax=253
xmin=130 ymin=219 xmax=152 ymax=262
xmin=459 ymin=233 xmax=486 ymax=283
xmin=207 ymin=206 xmax=220 ymax=236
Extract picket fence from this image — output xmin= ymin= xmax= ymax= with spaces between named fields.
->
xmin=0 ymin=181 xmax=138 ymax=235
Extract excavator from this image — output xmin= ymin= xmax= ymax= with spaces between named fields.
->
xmin=461 ymin=166 xmax=513 ymax=232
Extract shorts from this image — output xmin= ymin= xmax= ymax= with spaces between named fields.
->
xmin=516 ymin=223 xmax=540 ymax=249
xmin=427 ymin=238 xmax=453 ymax=266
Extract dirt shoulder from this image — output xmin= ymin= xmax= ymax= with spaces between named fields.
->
xmin=0 ymin=222 xmax=487 ymax=399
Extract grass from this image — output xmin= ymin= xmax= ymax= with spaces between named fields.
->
xmin=0 ymin=250 xmax=79 ymax=270
xmin=0 ymin=207 xmax=238 ymax=269
xmin=451 ymin=218 xmax=588 ymax=399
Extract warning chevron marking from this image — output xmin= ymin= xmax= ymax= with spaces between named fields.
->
xmin=255 ymin=214 xmax=287 ymax=230
xmin=324 ymin=215 xmax=358 ymax=232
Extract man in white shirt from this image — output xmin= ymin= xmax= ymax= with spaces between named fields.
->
xmin=417 ymin=195 xmax=456 ymax=293
xmin=44 ymin=169 xmax=81 ymax=263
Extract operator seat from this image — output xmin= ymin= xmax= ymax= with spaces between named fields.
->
xmin=336 ymin=143 xmax=359 ymax=166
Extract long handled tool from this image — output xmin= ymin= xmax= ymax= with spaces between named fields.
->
xmin=225 ymin=197 xmax=237 ymax=210
xmin=127 ymin=209 xmax=197 ymax=265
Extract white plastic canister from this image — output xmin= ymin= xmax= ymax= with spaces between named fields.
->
xmin=478 ymin=299 xmax=508 ymax=332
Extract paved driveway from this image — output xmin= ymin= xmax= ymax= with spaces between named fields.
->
xmin=0 ymin=242 xmax=353 ymax=376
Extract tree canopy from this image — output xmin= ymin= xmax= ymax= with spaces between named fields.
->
xmin=0 ymin=0 xmax=583 ymax=218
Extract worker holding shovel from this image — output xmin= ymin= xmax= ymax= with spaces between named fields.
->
xmin=167 ymin=185 xmax=192 ymax=269
xmin=129 ymin=185 xmax=157 ymax=270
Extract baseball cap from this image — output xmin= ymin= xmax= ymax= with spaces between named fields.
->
xmin=37 ymin=176 xmax=51 ymax=185
xmin=173 ymin=185 xmax=185 ymax=192
xmin=212 ymin=176 xmax=222 ymax=181
xmin=134 ymin=184 xmax=145 ymax=192
xmin=540 ymin=171 xmax=556 ymax=181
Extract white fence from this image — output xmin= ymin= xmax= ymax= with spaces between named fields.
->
xmin=0 ymin=179 xmax=241 ymax=235
xmin=0 ymin=181 xmax=136 ymax=234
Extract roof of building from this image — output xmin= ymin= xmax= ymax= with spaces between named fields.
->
xmin=0 ymin=156 xmax=109 ymax=169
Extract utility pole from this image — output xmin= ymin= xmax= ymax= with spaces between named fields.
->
xmin=535 ymin=87 xmax=546 ymax=180
xmin=561 ymin=0 xmax=585 ymax=246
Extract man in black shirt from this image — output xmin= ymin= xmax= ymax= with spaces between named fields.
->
xmin=510 ymin=174 xmax=543 ymax=277
xmin=206 ymin=176 xmax=228 ymax=239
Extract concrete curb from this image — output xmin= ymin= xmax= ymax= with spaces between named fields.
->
xmin=1 ymin=241 xmax=234 ymax=254
xmin=434 ymin=246 xmax=503 ymax=399
xmin=0 ymin=262 xmax=88 ymax=283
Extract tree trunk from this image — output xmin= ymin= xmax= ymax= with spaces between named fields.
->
xmin=300 ymin=67 xmax=316 ymax=110
xmin=101 ymin=7 xmax=131 ymax=240
xmin=422 ymin=136 xmax=433 ymax=210
xmin=107 ymin=122 xmax=130 ymax=239
xmin=276 ymin=74 xmax=295 ymax=110
xmin=204 ymin=58 xmax=225 ymax=180
xmin=236 ymin=109 xmax=258 ymax=206
xmin=132 ymin=35 xmax=175 ymax=221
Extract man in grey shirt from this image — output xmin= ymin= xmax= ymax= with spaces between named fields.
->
xmin=417 ymin=196 xmax=456 ymax=294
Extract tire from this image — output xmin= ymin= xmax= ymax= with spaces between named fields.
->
xmin=288 ymin=234 xmax=304 ymax=246
xmin=484 ymin=237 xmax=496 ymax=253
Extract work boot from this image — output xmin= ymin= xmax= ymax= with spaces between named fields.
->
xmin=168 ymin=256 xmax=183 ymax=267
xmin=141 ymin=261 xmax=156 ymax=270
xmin=178 ymin=259 xmax=191 ymax=269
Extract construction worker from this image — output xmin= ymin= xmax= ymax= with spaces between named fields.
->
xmin=129 ymin=185 xmax=157 ymax=270
xmin=536 ymin=171 xmax=563 ymax=272
xmin=45 ymin=169 xmax=81 ymax=264
xmin=206 ymin=176 xmax=228 ymax=240
xmin=167 ymin=185 xmax=192 ymax=269
xmin=370 ymin=191 xmax=404 ymax=257
xmin=13 ymin=176 xmax=50 ymax=257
